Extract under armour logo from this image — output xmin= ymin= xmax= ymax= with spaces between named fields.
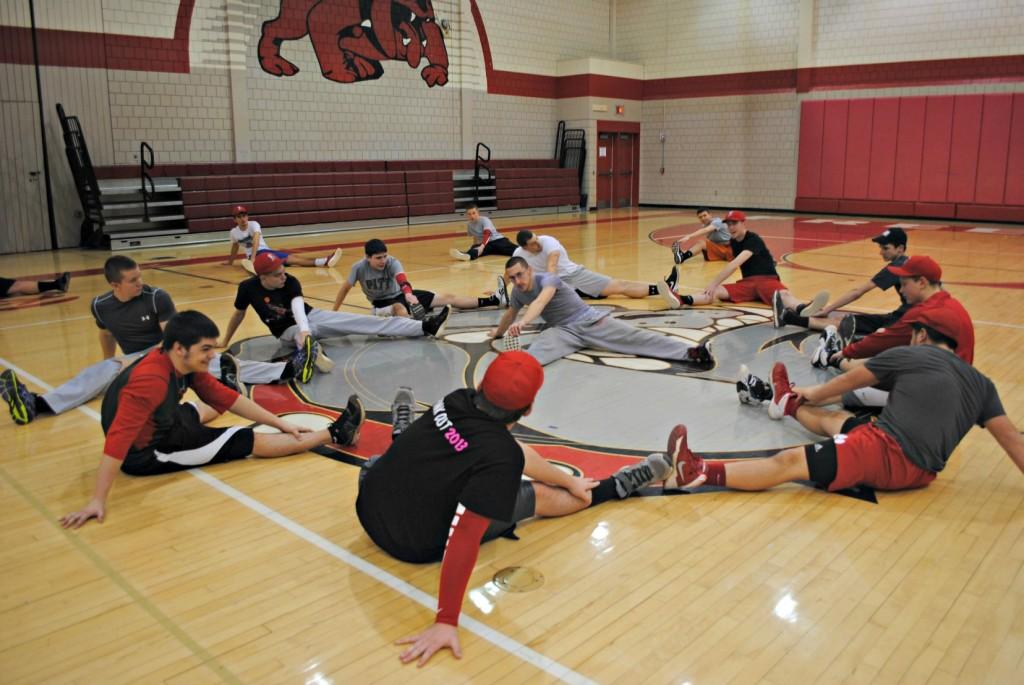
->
xmin=141 ymin=315 xmax=151 ymax=322
xmin=834 ymin=433 xmax=848 ymax=444
xmin=814 ymin=444 xmax=823 ymax=452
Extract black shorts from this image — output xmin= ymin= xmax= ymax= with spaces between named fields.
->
xmin=482 ymin=480 xmax=536 ymax=542
xmin=468 ymin=237 xmax=517 ymax=260
xmin=120 ymin=403 xmax=255 ymax=476
xmin=371 ymin=289 xmax=435 ymax=314
xmin=0 ymin=277 xmax=15 ymax=297
xmin=851 ymin=312 xmax=901 ymax=337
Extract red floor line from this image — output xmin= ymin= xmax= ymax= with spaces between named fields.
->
xmin=21 ymin=210 xmax=685 ymax=281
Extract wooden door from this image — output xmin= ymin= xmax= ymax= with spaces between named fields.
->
xmin=596 ymin=132 xmax=614 ymax=209
xmin=613 ymin=133 xmax=635 ymax=208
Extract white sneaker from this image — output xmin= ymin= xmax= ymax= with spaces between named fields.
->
xmin=449 ymin=248 xmax=471 ymax=261
xmin=495 ymin=276 xmax=510 ymax=308
xmin=657 ymin=279 xmax=682 ymax=309
xmin=326 ymin=247 xmax=342 ymax=268
xmin=315 ymin=349 xmax=335 ymax=373
xmin=801 ymin=290 xmax=830 ymax=318
xmin=241 ymin=259 xmax=256 ymax=275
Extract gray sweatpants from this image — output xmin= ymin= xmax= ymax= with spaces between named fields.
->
xmin=276 ymin=308 xmax=424 ymax=350
xmin=525 ymin=314 xmax=695 ymax=366
xmin=41 ymin=350 xmax=286 ymax=415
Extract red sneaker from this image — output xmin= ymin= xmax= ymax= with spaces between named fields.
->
xmin=767 ymin=362 xmax=801 ymax=419
xmin=663 ymin=424 xmax=707 ymax=491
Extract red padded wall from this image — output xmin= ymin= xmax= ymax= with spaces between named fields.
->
xmin=843 ymin=99 xmax=874 ymax=198
xmin=1006 ymin=93 xmax=1024 ymax=206
xmin=820 ymin=101 xmax=849 ymax=198
xmin=947 ymin=95 xmax=984 ymax=203
xmin=893 ymin=98 xmax=926 ymax=201
xmin=919 ymin=96 xmax=955 ymax=202
xmin=975 ymin=94 xmax=1013 ymax=204
xmin=796 ymin=101 xmax=825 ymax=198
xmin=867 ymin=98 xmax=899 ymax=200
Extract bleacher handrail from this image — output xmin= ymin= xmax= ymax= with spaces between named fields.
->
xmin=140 ymin=141 xmax=155 ymax=221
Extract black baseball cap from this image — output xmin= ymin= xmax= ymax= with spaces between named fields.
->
xmin=871 ymin=227 xmax=907 ymax=247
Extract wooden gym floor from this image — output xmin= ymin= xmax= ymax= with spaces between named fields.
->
xmin=0 ymin=208 xmax=1022 ymax=684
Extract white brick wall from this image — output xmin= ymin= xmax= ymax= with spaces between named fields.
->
xmin=640 ymin=93 xmax=800 ymax=209
xmin=470 ymin=91 xmax=557 ymax=158
xmin=616 ymin=0 xmax=799 ymax=78
xmin=813 ymin=0 xmax=1024 ymax=67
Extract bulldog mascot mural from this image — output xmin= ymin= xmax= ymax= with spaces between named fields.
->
xmin=259 ymin=0 xmax=449 ymax=86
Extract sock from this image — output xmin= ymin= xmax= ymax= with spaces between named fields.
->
xmin=478 ymin=296 xmax=498 ymax=308
xmin=648 ymin=284 xmax=658 ymax=296
xmin=705 ymin=461 xmax=727 ymax=487
xmin=34 ymin=396 xmax=52 ymax=414
xmin=680 ymin=294 xmax=694 ymax=306
xmin=589 ymin=478 xmax=620 ymax=506
xmin=314 ymin=257 xmax=327 ymax=266
xmin=682 ymin=250 xmax=693 ymax=260
xmin=38 ymin=279 xmax=61 ymax=293
xmin=795 ymin=303 xmax=806 ymax=314
xmin=783 ymin=310 xmax=809 ymax=327
xmin=784 ymin=394 xmax=804 ymax=417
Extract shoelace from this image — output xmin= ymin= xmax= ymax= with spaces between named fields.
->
xmin=393 ymin=403 xmax=413 ymax=430
xmin=619 ymin=463 xmax=654 ymax=490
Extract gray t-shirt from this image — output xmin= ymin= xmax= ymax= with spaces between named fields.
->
xmin=91 ymin=285 xmax=176 ymax=354
xmin=348 ymin=256 xmax=405 ymax=301
xmin=705 ymin=218 xmax=730 ymax=244
xmin=866 ymin=345 xmax=1004 ymax=472
xmin=509 ymin=273 xmax=602 ymax=326
xmin=467 ymin=217 xmax=503 ymax=244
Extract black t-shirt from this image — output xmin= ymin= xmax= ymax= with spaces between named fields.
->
xmin=233 ymin=274 xmax=313 ymax=338
xmin=91 ymin=285 xmax=176 ymax=354
xmin=356 ymin=389 xmax=525 ymax=563
xmin=730 ymin=230 xmax=778 ymax=279
xmin=871 ymin=254 xmax=909 ymax=315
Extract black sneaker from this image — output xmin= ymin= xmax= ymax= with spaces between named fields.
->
xmin=218 ymin=352 xmax=244 ymax=393
xmin=736 ymin=364 xmax=773 ymax=405
xmin=672 ymin=242 xmax=692 ymax=265
xmin=612 ymin=452 xmax=674 ymax=498
xmin=771 ymin=290 xmax=786 ymax=328
xmin=422 ymin=305 xmax=451 ymax=337
xmin=495 ymin=275 xmax=510 ymax=308
xmin=685 ymin=340 xmax=714 ymax=366
xmin=391 ymin=386 xmax=416 ymax=437
xmin=328 ymin=394 xmax=365 ymax=446
xmin=291 ymin=337 xmax=320 ymax=383
xmin=56 ymin=271 xmax=71 ymax=293
xmin=837 ymin=314 xmax=857 ymax=348
xmin=665 ymin=265 xmax=678 ymax=291
xmin=811 ymin=326 xmax=844 ymax=369
xmin=408 ymin=302 xmax=427 ymax=320
xmin=1 ymin=369 xmax=36 ymax=425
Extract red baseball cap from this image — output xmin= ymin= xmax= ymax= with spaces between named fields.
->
xmin=723 ymin=210 xmax=747 ymax=223
xmin=887 ymin=255 xmax=942 ymax=282
xmin=906 ymin=306 xmax=967 ymax=348
xmin=253 ymin=251 xmax=284 ymax=275
xmin=480 ymin=351 xmax=545 ymax=411
xmin=232 ymin=205 xmax=248 ymax=216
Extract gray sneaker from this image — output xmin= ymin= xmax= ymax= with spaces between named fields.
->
xmin=612 ymin=452 xmax=674 ymax=498
xmin=391 ymin=386 xmax=416 ymax=437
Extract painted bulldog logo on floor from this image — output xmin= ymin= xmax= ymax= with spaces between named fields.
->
xmin=258 ymin=0 xmax=449 ymax=86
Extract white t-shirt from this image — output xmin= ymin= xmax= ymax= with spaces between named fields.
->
xmin=512 ymin=235 xmax=579 ymax=277
xmin=229 ymin=221 xmax=269 ymax=259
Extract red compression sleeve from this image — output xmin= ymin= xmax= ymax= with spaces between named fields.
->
xmin=436 ymin=506 xmax=490 ymax=626
xmin=395 ymin=272 xmax=413 ymax=295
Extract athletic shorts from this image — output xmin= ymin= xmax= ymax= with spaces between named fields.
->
xmin=703 ymin=240 xmax=733 ymax=261
xmin=804 ymin=422 xmax=936 ymax=492
xmin=722 ymin=275 xmax=788 ymax=305
xmin=851 ymin=312 xmax=901 ymax=337
xmin=120 ymin=403 xmax=255 ymax=476
xmin=564 ymin=267 xmax=613 ymax=298
xmin=469 ymin=237 xmax=517 ymax=259
xmin=370 ymin=289 xmax=435 ymax=314
xmin=482 ymin=480 xmax=537 ymax=542
xmin=256 ymin=248 xmax=290 ymax=260
xmin=0 ymin=277 xmax=14 ymax=297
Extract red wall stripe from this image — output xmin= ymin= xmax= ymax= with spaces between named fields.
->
xmin=919 ymin=96 xmax=956 ymax=202
xmin=796 ymin=101 xmax=825 ymax=198
xmin=867 ymin=98 xmax=900 ymax=200
xmin=843 ymin=99 xmax=874 ymax=198
xmin=946 ymin=95 xmax=984 ymax=203
xmin=820 ymin=101 xmax=849 ymax=198
xmin=975 ymin=94 xmax=1013 ymax=204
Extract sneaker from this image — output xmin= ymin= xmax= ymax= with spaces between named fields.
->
xmin=767 ymin=362 xmax=798 ymax=420
xmin=736 ymin=364 xmax=773 ymax=405
xmin=663 ymin=424 xmax=707 ymax=491
xmin=422 ymin=305 xmax=451 ymax=337
xmin=503 ymin=332 xmax=521 ymax=352
xmin=495 ymin=275 xmax=510 ymax=308
xmin=240 ymin=259 xmax=256 ymax=275
xmin=328 ymin=394 xmax=365 ymax=446
xmin=612 ymin=452 xmax=674 ymax=498
xmin=801 ymin=290 xmax=830 ymax=318
xmin=326 ymin=247 xmax=343 ymax=268
xmin=811 ymin=326 xmax=842 ymax=369
xmin=391 ymin=386 xmax=416 ymax=437
xmin=408 ymin=302 xmax=427 ymax=320
xmin=657 ymin=279 xmax=682 ymax=309
xmin=0 ymin=369 xmax=36 ymax=425
xmin=314 ymin=349 xmax=334 ymax=373
xmin=771 ymin=290 xmax=786 ymax=328
xmin=218 ymin=353 xmax=244 ymax=393
xmin=291 ymin=336 xmax=320 ymax=383
xmin=837 ymin=314 xmax=857 ymax=348
xmin=449 ymin=248 xmax=471 ymax=262
xmin=672 ymin=242 xmax=692 ymax=265
xmin=665 ymin=265 xmax=678 ymax=291
xmin=56 ymin=271 xmax=71 ymax=293
xmin=685 ymin=339 xmax=714 ymax=366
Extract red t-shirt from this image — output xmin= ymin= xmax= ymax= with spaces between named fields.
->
xmin=843 ymin=290 xmax=974 ymax=363
xmin=103 ymin=349 xmax=240 ymax=460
